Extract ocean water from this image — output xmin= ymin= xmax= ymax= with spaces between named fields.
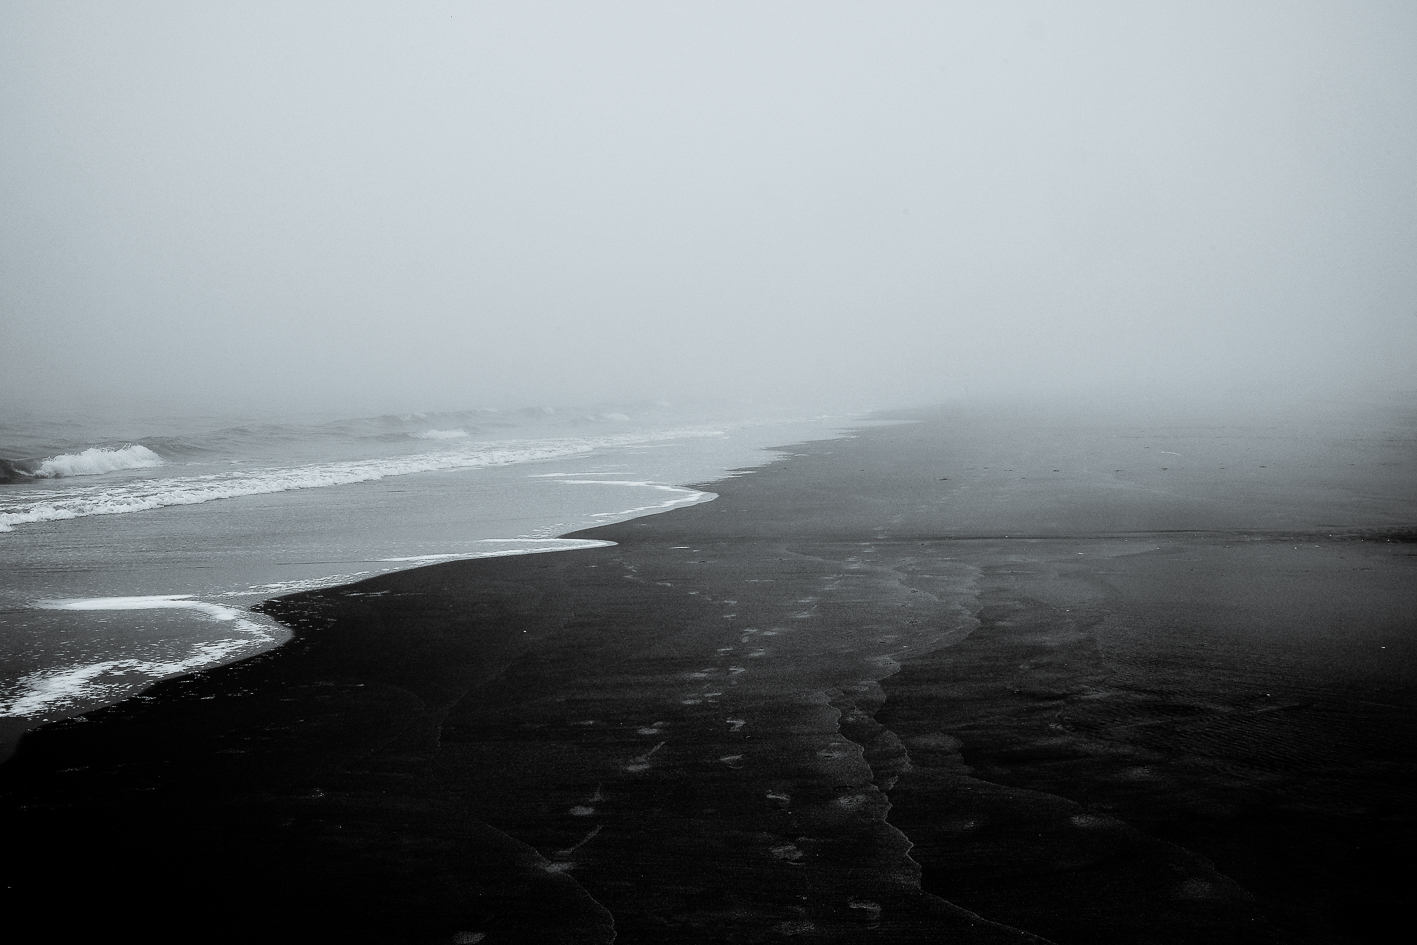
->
xmin=0 ymin=403 xmax=854 ymax=757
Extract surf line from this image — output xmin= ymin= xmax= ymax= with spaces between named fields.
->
xmin=547 ymin=479 xmax=714 ymax=520
xmin=379 ymin=538 xmax=615 ymax=563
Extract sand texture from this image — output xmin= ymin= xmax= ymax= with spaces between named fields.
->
xmin=1 ymin=403 xmax=1413 ymax=944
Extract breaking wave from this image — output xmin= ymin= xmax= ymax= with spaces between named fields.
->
xmin=1 ymin=445 xmax=165 ymax=483
xmin=0 ymin=459 xmax=32 ymax=484
xmin=35 ymin=445 xmax=165 ymax=478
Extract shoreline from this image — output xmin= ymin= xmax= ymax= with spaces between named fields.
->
xmin=0 ymin=413 xmax=854 ymax=757
xmin=1 ymin=403 xmax=1413 ymax=943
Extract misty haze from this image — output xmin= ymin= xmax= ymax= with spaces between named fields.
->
xmin=1 ymin=3 xmax=1414 ymax=944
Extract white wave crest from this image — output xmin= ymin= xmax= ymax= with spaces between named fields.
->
xmin=0 ymin=429 xmax=723 ymax=533
xmin=414 ymin=429 xmax=468 ymax=439
xmin=0 ymin=596 xmax=281 ymax=718
xmin=35 ymin=445 xmax=164 ymax=478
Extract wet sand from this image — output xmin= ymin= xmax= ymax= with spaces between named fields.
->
xmin=2 ymin=400 xmax=1413 ymax=944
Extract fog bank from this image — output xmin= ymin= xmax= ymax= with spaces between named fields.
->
xmin=2 ymin=1 xmax=1414 ymax=415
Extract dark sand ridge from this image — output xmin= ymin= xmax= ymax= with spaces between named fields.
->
xmin=1 ymin=400 xmax=1413 ymax=944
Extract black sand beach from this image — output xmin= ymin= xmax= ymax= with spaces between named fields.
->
xmin=2 ymin=402 xmax=1414 ymax=944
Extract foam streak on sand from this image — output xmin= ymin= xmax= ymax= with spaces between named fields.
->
xmin=1 ymin=596 xmax=282 ymax=717
xmin=0 ymin=429 xmax=723 ymax=533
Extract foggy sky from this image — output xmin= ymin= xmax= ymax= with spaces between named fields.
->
xmin=2 ymin=1 xmax=1415 ymax=415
